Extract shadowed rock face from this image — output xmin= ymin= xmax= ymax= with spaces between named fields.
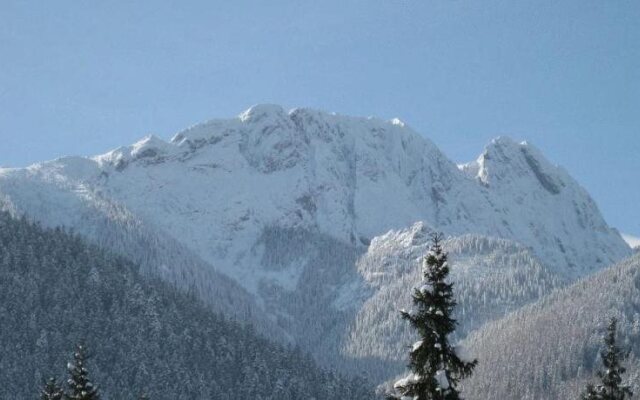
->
xmin=520 ymin=146 xmax=562 ymax=195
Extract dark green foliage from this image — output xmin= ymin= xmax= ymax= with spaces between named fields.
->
xmin=389 ymin=234 xmax=477 ymax=400
xmin=581 ymin=318 xmax=633 ymax=400
xmin=40 ymin=378 xmax=64 ymax=400
xmin=66 ymin=344 xmax=100 ymax=400
xmin=0 ymin=212 xmax=371 ymax=399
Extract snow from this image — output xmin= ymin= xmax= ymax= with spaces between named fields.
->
xmin=394 ymin=373 xmax=420 ymax=389
xmin=622 ymin=233 xmax=640 ymax=249
xmin=435 ymin=370 xmax=449 ymax=390
xmin=239 ymin=103 xmax=287 ymax=123
xmin=0 ymin=104 xmax=629 ymax=291
xmin=417 ymin=282 xmax=433 ymax=294
xmin=6 ymin=109 xmax=629 ymax=282
xmin=455 ymin=136 xmax=629 ymax=278
xmin=78 ymin=107 xmax=631 ymax=284
xmin=0 ymin=104 xmax=631 ymax=372
xmin=454 ymin=345 xmax=474 ymax=363
xmin=390 ymin=117 xmax=406 ymax=127
xmin=130 ymin=135 xmax=175 ymax=159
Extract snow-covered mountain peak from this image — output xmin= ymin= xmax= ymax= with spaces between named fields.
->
xmin=239 ymin=103 xmax=288 ymax=123
xmin=152 ymin=105 xmax=448 ymax=184
xmin=389 ymin=117 xmax=406 ymax=127
xmin=0 ymin=105 xmax=630 ymax=287
xmin=0 ymin=105 xmax=632 ymax=381
xmin=93 ymin=134 xmax=177 ymax=170
xmin=462 ymin=137 xmax=566 ymax=193
xmin=455 ymin=135 xmax=628 ymax=277
xmin=130 ymin=134 xmax=171 ymax=154
xmin=170 ymin=105 xmax=424 ymax=148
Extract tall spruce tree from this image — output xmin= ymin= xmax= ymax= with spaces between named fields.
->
xmin=389 ymin=233 xmax=477 ymax=400
xmin=41 ymin=377 xmax=65 ymax=400
xmin=581 ymin=318 xmax=632 ymax=400
xmin=67 ymin=344 xmax=100 ymax=400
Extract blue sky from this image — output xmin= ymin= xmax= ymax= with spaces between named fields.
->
xmin=0 ymin=1 xmax=638 ymax=235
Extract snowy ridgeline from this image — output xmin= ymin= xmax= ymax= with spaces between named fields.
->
xmin=0 ymin=212 xmax=372 ymax=400
xmin=0 ymin=105 xmax=634 ymax=397
xmin=0 ymin=104 xmax=628 ymax=286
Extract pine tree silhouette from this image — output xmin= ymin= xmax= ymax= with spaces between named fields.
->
xmin=389 ymin=233 xmax=477 ymax=400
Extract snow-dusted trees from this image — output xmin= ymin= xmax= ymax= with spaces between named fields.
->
xmin=67 ymin=344 xmax=100 ymax=400
xmin=40 ymin=378 xmax=64 ymax=400
xmin=581 ymin=318 xmax=632 ymax=400
xmin=0 ymin=212 xmax=371 ymax=399
xmin=388 ymin=233 xmax=476 ymax=400
xmin=459 ymin=251 xmax=640 ymax=399
xmin=39 ymin=345 xmax=100 ymax=400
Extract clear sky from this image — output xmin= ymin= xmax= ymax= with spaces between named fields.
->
xmin=0 ymin=1 xmax=638 ymax=235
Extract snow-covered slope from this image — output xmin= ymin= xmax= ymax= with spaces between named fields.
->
xmin=461 ymin=251 xmax=640 ymax=400
xmin=344 ymin=223 xmax=566 ymax=381
xmin=4 ymin=105 xmax=624 ymax=278
xmin=0 ymin=157 xmax=284 ymax=339
xmin=0 ymin=105 xmax=630 ymax=378
xmin=459 ymin=137 xmax=630 ymax=276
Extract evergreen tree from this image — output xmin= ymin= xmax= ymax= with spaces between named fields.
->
xmin=582 ymin=384 xmax=601 ymax=400
xmin=389 ymin=233 xmax=477 ymax=400
xmin=581 ymin=318 xmax=632 ymax=400
xmin=41 ymin=377 xmax=65 ymax=400
xmin=67 ymin=344 xmax=100 ymax=400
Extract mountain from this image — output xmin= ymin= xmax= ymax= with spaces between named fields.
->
xmin=0 ymin=211 xmax=372 ymax=399
xmin=460 ymin=251 xmax=640 ymax=400
xmin=457 ymin=137 xmax=629 ymax=276
xmin=623 ymin=233 xmax=640 ymax=249
xmin=344 ymin=223 xmax=566 ymax=380
xmin=0 ymin=105 xmax=630 ymax=379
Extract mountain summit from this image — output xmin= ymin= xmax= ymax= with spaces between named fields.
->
xmin=37 ymin=104 xmax=625 ymax=276
xmin=0 ymin=105 xmax=630 ymax=377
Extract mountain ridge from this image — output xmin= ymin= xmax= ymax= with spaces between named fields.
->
xmin=4 ymin=105 xmax=627 ymax=274
xmin=0 ymin=104 xmax=630 ymax=380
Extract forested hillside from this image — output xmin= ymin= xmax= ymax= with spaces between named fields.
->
xmin=461 ymin=252 xmax=640 ymax=399
xmin=0 ymin=212 xmax=372 ymax=399
xmin=345 ymin=225 xmax=565 ymax=381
